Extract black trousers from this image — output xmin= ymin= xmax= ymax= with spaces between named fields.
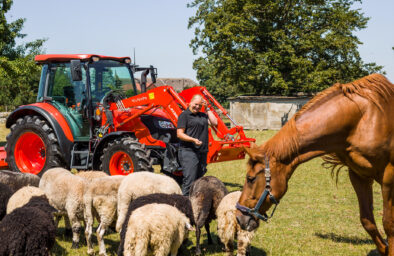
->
xmin=178 ymin=148 xmax=207 ymax=196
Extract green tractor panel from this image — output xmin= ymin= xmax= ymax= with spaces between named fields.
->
xmin=0 ymin=54 xmax=255 ymax=177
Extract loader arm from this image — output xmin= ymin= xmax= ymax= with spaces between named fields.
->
xmin=106 ymin=85 xmax=255 ymax=163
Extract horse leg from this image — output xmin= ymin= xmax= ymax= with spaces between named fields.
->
xmin=382 ymin=164 xmax=394 ymax=256
xmin=349 ymin=170 xmax=388 ymax=255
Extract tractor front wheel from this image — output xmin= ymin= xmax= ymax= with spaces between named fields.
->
xmin=5 ymin=115 xmax=64 ymax=176
xmin=100 ymin=137 xmax=153 ymax=176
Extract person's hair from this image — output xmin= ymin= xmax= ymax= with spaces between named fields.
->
xmin=191 ymin=94 xmax=203 ymax=102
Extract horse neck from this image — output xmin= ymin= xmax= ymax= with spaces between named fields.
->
xmin=265 ymin=91 xmax=361 ymax=182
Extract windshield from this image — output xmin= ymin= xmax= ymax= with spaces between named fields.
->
xmin=88 ymin=60 xmax=136 ymax=104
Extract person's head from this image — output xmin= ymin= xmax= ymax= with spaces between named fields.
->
xmin=188 ymin=94 xmax=204 ymax=114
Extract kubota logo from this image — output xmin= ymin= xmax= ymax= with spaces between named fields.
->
xmin=131 ymin=96 xmax=147 ymax=103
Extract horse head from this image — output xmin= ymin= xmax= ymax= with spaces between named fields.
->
xmin=236 ymin=143 xmax=289 ymax=231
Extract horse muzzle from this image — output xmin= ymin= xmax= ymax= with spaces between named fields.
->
xmin=236 ymin=211 xmax=260 ymax=232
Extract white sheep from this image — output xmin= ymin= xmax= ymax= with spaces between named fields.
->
xmin=6 ymin=185 xmax=45 ymax=214
xmin=116 ymin=171 xmax=182 ymax=232
xmin=216 ymin=191 xmax=255 ymax=256
xmin=75 ymin=170 xmax=108 ymax=181
xmin=39 ymin=167 xmax=86 ymax=248
xmin=84 ymin=175 xmax=125 ymax=256
xmin=123 ymin=203 xmax=192 ymax=256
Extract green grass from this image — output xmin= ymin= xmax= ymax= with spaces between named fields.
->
xmin=0 ymin=124 xmax=384 ymax=255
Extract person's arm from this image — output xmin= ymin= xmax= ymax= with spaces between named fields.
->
xmin=206 ymin=107 xmax=218 ymax=127
xmin=177 ymin=128 xmax=202 ymax=146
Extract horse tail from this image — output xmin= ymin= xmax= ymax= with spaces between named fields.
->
xmin=321 ymin=154 xmax=347 ymax=185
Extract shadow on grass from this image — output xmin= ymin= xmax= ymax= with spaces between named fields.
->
xmin=224 ymin=182 xmax=243 ymax=190
xmin=178 ymin=232 xmax=266 ymax=256
xmin=367 ymin=249 xmax=381 ymax=256
xmin=315 ymin=232 xmax=374 ymax=245
xmin=51 ymin=240 xmax=68 ymax=255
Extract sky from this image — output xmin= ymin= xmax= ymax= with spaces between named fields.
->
xmin=6 ymin=0 xmax=394 ymax=83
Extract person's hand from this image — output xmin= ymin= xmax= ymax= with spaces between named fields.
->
xmin=194 ymin=138 xmax=203 ymax=146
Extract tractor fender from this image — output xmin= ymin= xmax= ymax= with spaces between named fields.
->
xmin=6 ymin=104 xmax=74 ymax=167
xmin=92 ymin=131 xmax=134 ymax=170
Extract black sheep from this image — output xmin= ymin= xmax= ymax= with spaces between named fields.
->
xmin=0 ymin=195 xmax=57 ymax=256
xmin=118 ymin=193 xmax=195 ymax=256
xmin=0 ymin=182 xmax=12 ymax=221
xmin=189 ymin=176 xmax=228 ymax=255
xmin=0 ymin=170 xmax=40 ymax=193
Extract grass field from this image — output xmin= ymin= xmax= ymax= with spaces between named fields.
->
xmin=0 ymin=126 xmax=384 ymax=255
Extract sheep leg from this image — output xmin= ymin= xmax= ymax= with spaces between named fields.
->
xmin=205 ymin=222 xmax=213 ymax=244
xmin=195 ymin=226 xmax=202 ymax=255
xmin=70 ymin=216 xmax=82 ymax=249
xmin=97 ymin=223 xmax=108 ymax=256
xmin=225 ymin=240 xmax=234 ymax=256
xmin=84 ymin=216 xmax=94 ymax=255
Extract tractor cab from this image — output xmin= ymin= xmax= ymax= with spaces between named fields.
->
xmin=35 ymin=55 xmax=156 ymax=141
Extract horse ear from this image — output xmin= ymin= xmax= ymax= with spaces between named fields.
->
xmin=244 ymin=143 xmax=264 ymax=161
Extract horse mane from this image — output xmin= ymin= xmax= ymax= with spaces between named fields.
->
xmin=261 ymin=74 xmax=394 ymax=161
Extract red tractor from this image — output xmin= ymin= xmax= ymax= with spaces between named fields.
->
xmin=0 ymin=54 xmax=254 ymax=176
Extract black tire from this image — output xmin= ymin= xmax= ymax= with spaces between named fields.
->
xmin=5 ymin=115 xmax=64 ymax=177
xmin=100 ymin=137 xmax=153 ymax=175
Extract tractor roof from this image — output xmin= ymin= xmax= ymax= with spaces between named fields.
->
xmin=35 ymin=54 xmax=131 ymax=63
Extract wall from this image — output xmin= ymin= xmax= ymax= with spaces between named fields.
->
xmin=228 ymin=96 xmax=311 ymax=130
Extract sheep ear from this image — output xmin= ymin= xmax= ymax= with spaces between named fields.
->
xmin=185 ymin=222 xmax=195 ymax=231
xmin=244 ymin=143 xmax=264 ymax=162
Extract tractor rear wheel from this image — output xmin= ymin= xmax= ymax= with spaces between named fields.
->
xmin=5 ymin=115 xmax=64 ymax=176
xmin=100 ymin=137 xmax=153 ymax=176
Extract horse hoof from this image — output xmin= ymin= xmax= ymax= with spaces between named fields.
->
xmin=71 ymin=242 xmax=79 ymax=249
xmin=195 ymin=248 xmax=202 ymax=255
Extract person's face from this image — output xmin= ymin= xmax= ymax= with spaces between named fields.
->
xmin=189 ymin=97 xmax=203 ymax=114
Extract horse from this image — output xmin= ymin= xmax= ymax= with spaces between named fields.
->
xmin=235 ymin=74 xmax=394 ymax=255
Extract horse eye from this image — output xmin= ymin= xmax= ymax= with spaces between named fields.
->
xmin=246 ymin=175 xmax=256 ymax=184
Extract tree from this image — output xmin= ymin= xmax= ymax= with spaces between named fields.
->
xmin=188 ymin=0 xmax=384 ymax=102
xmin=0 ymin=0 xmax=46 ymax=110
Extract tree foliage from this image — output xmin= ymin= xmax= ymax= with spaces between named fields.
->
xmin=188 ymin=0 xmax=384 ymax=101
xmin=0 ymin=0 xmax=46 ymax=110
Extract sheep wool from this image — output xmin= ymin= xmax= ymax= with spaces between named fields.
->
xmin=0 ymin=196 xmax=57 ymax=256
xmin=123 ymin=203 xmax=191 ymax=256
xmin=118 ymin=193 xmax=195 ymax=256
xmin=39 ymin=167 xmax=86 ymax=248
xmin=116 ymin=171 xmax=182 ymax=232
xmin=75 ymin=170 xmax=108 ymax=181
xmin=84 ymin=175 xmax=125 ymax=256
xmin=216 ymin=191 xmax=255 ymax=256
xmin=0 ymin=170 xmax=40 ymax=192
xmin=6 ymin=185 xmax=45 ymax=214
xmin=0 ymin=182 xmax=12 ymax=221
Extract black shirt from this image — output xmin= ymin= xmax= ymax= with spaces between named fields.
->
xmin=177 ymin=108 xmax=209 ymax=152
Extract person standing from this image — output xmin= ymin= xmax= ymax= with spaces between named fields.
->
xmin=177 ymin=94 xmax=218 ymax=196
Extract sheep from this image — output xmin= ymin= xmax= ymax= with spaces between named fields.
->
xmin=118 ymin=193 xmax=195 ymax=256
xmin=0 ymin=169 xmax=40 ymax=192
xmin=84 ymin=175 xmax=125 ymax=256
xmin=122 ymin=203 xmax=192 ymax=256
xmin=6 ymin=185 xmax=45 ymax=214
xmin=0 ymin=195 xmax=57 ymax=256
xmin=0 ymin=182 xmax=12 ymax=221
xmin=216 ymin=191 xmax=255 ymax=256
xmin=116 ymin=171 xmax=182 ymax=232
xmin=75 ymin=170 xmax=108 ymax=181
xmin=39 ymin=167 xmax=86 ymax=248
xmin=190 ymin=176 xmax=229 ymax=255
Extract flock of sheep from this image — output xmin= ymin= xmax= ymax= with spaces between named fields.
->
xmin=0 ymin=168 xmax=257 ymax=256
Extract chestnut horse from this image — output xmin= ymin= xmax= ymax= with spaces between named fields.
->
xmin=236 ymin=74 xmax=394 ymax=255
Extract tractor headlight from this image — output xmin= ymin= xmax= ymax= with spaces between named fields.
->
xmin=158 ymin=120 xmax=175 ymax=129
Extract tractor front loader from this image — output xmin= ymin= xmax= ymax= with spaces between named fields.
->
xmin=0 ymin=54 xmax=255 ymax=177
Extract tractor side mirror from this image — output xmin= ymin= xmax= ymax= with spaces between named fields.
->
xmin=70 ymin=60 xmax=82 ymax=81
xmin=150 ymin=65 xmax=157 ymax=84
xmin=141 ymin=69 xmax=149 ymax=93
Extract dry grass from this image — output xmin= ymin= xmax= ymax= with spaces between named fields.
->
xmin=0 ymin=126 xmax=384 ymax=255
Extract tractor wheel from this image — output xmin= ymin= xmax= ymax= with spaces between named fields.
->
xmin=100 ymin=137 xmax=153 ymax=176
xmin=5 ymin=115 xmax=64 ymax=176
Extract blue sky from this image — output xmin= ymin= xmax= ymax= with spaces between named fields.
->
xmin=6 ymin=0 xmax=394 ymax=83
